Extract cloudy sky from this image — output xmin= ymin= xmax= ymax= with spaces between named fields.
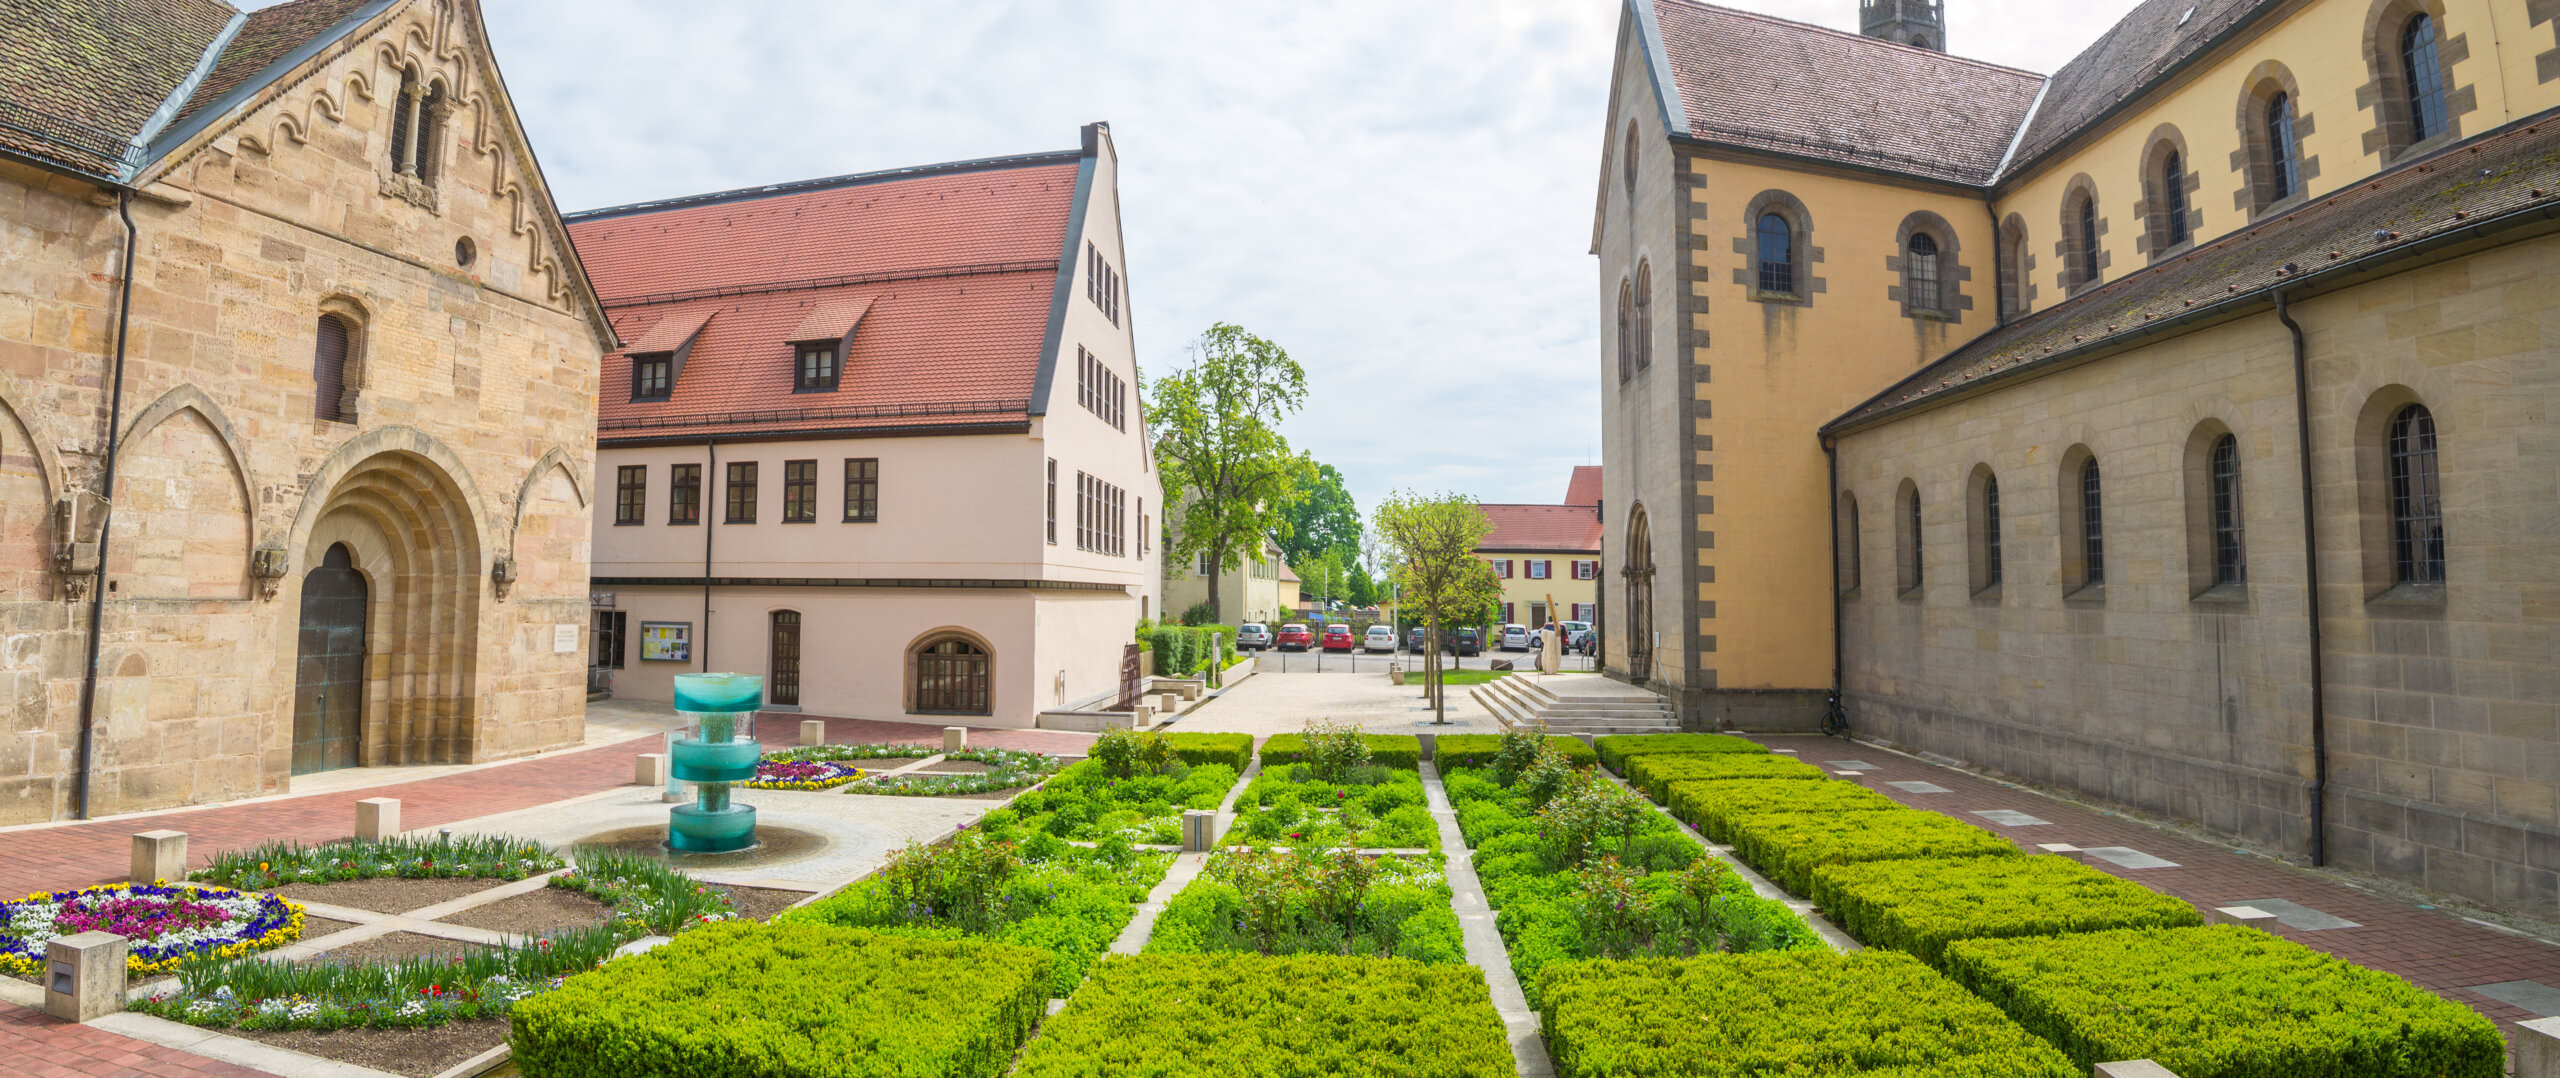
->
xmin=428 ymin=0 xmax=2147 ymax=518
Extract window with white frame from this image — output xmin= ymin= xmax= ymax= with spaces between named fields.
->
xmin=1086 ymin=242 xmax=1122 ymax=326
xmin=1573 ymin=559 xmax=1597 ymax=580
xmin=1077 ymin=471 xmax=1126 ymax=556
xmin=1527 ymin=560 xmax=1550 ymax=580
xmin=1077 ymin=347 xmax=1126 ymax=430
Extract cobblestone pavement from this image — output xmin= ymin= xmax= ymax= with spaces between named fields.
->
xmin=1168 ymin=669 xmax=1505 ymax=740
xmin=1758 ymin=733 xmax=2560 ymax=1042
xmin=0 ymin=1004 xmax=275 ymax=1077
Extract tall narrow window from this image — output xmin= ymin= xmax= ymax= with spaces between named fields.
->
xmin=632 ymin=355 xmax=671 ymax=401
xmin=2388 ymin=404 xmax=2443 ymax=583
xmin=2076 ymin=195 xmax=2100 ymax=285
xmin=2402 ymin=16 xmax=2448 ymax=143
xmin=1906 ymin=488 xmax=1924 ymax=592
xmin=615 ymin=465 xmax=646 ymax=525
xmin=2266 ymin=93 xmax=2299 ymax=203
xmin=844 ymin=458 xmax=879 ymax=522
xmin=314 ymin=314 xmax=351 ymax=421
xmin=1633 ymin=262 xmax=1653 ymax=368
xmin=2160 ymin=151 xmax=2190 ymax=247
xmin=1756 ymin=214 xmax=1795 ymax=294
xmin=669 ymin=463 xmax=700 ymax=525
xmin=2210 ymin=435 xmax=2245 ymax=585
xmin=1045 ymin=459 xmax=1058 ymax=544
xmin=795 ymin=343 xmax=839 ymax=392
xmin=414 ymin=84 xmax=444 ymax=184
xmin=769 ymin=611 xmax=802 ymax=707
xmin=387 ymin=69 xmax=416 ymax=173
xmin=2081 ymin=458 xmax=2107 ymax=586
xmin=725 ymin=461 xmax=757 ymax=524
xmin=1981 ymin=476 xmax=2004 ymax=588
xmin=1906 ymin=233 xmax=1941 ymax=313
xmin=782 ymin=460 xmax=816 ymax=523
xmin=1615 ymin=280 xmax=1635 ymax=383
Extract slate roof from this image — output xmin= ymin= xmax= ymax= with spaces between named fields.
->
xmin=177 ymin=0 xmax=374 ymax=125
xmin=1997 ymin=0 xmax=2272 ymax=179
xmin=1478 ymin=503 xmax=1604 ymax=554
xmin=569 ymin=153 xmax=1084 ymax=443
xmin=1649 ymin=0 xmax=2042 ymax=186
xmin=1563 ymin=465 xmax=1602 ymax=507
xmin=1830 ymin=118 xmax=2560 ymax=430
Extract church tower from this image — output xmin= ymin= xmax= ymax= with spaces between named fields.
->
xmin=1859 ymin=0 xmax=1945 ymax=51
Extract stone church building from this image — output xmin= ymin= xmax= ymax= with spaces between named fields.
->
xmin=0 ymin=0 xmax=610 ymax=823
xmin=1598 ymin=0 xmax=2560 ymax=916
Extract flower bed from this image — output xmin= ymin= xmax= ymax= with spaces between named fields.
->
xmin=1664 ymin=778 xmax=1901 ymax=842
xmin=1592 ymin=733 xmax=1766 ymax=772
xmin=853 ymin=748 xmax=1061 ymax=796
xmin=745 ymin=758 xmax=867 ymax=790
xmin=548 ymin=847 xmax=740 ymax=935
xmin=191 ymin=834 xmax=563 ymax=889
xmin=1622 ymin=753 xmax=1826 ymax=802
xmin=765 ymin=742 xmax=940 ymax=764
xmin=2 ymin=883 xmax=302 ymax=977
xmin=1145 ymin=849 xmax=1461 ymax=963
xmin=135 ymin=922 xmax=625 ymax=1030
xmin=981 ymin=756 xmax=1235 ymax=845
xmin=1810 ymin=855 xmax=2204 ymax=967
xmin=1220 ymin=762 xmax=1435 ymax=850
xmin=1723 ymin=807 xmax=2021 ymax=895
xmin=1015 ymin=953 xmax=1514 ymax=1078
xmin=1539 ymin=950 xmax=2077 ymax=1077
xmin=1943 ymin=925 xmax=2505 ymax=1078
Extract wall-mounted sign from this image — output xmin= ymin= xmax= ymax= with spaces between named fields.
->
xmin=552 ymin=624 xmax=580 ymax=654
xmin=640 ymin=621 xmax=692 ymax=663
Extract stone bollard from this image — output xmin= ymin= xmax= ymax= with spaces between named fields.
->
xmin=2516 ymin=1017 xmax=2560 ymax=1078
xmin=944 ymin=726 xmax=968 ymax=753
xmin=635 ymin=753 xmax=671 ymax=787
xmin=2208 ymin=905 xmax=2278 ymax=929
xmin=1182 ymin=810 xmax=1217 ymax=853
xmin=800 ymin=719 xmax=826 ymax=747
xmin=1158 ymin=692 xmax=1181 ymax=715
xmin=44 ymin=932 xmax=126 ymax=1022
xmin=355 ymin=797 xmax=401 ymax=841
xmin=2094 ymin=1063 xmax=2182 ymax=1078
xmin=1129 ymin=704 xmax=1154 ymax=729
xmin=129 ymin=830 xmax=187 ymax=884
xmin=1176 ymin=682 xmax=1201 ymax=702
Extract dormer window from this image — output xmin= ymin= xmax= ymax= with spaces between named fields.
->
xmin=632 ymin=354 xmax=671 ymax=401
xmin=796 ymin=342 xmax=840 ymax=392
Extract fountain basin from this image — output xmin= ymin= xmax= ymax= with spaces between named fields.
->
xmin=671 ymin=737 xmax=762 ymax=783
xmin=668 ymin=802 xmax=759 ymax=853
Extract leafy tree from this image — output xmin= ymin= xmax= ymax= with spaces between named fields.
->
xmin=1277 ymin=462 xmax=1362 ymax=570
xmin=1149 ymin=324 xmax=1314 ymax=622
xmin=1346 ymin=562 xmax=1378 ymax=607
xmin=1374 ymin=491 xmax=1498 ymax=723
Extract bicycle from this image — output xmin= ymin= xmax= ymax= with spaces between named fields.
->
xmin=1819 ymin=691 xmax=1850 ymax=739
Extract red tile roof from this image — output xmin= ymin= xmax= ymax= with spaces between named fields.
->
xmin=570 ymin=153 xmax=1083 ymax=442
xmin=1563 ymin=466 xmax=1601 ymax=507
xmin=1478 ymin=504 xmax=1603 ymax=555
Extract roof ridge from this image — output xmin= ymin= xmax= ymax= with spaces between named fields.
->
xmin=1660 ymin=0 xmax=2044 ymax=78
xmin=567 ymin=149 xmax=1082 ymax=222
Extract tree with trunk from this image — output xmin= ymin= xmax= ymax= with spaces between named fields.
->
xmin=1149 ymin=323 xmax=1312 ymax=623
xmin=1374 ymin=490 xmax=1498 ymax=723
xmin=1277 ymin=461 xmax=1362 ymax=570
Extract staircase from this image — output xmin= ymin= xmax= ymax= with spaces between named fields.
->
xmin=1471 ymin=673 xmax=1677 ymax=735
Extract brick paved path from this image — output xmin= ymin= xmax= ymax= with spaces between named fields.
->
xmin=1758 ymin=733 xmax=2560 ymax=1040
xmin=0 ymin=1006 xmax=273 ymax=1078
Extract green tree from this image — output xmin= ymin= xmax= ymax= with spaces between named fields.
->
xmin=1277 ymin=462 xmax=1362 ymax=570
xmin=1149 ymin=323 xmax=1313 ymax=622
xmin=1346 ymin=562 xmax=1378 ymax=607
xmin=1375 ymin=491 xmax=1498 ymax=723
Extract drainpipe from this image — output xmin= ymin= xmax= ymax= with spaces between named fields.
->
xmin=1986 ymin=198 xmax=2007 ymax=325
xmin=1824 ymin=440 xmax=1844 ymax=718
xmin=71 ymin=192 xmax=140 ymax=820
xmin=2276 ymin=287 xmax=2329 ymax=868
xmin=701 ymin=438 xmax=716 ymax=674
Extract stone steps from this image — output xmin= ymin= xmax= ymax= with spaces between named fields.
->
xmin=1473 ymin=675 xmax=1677 ymax=734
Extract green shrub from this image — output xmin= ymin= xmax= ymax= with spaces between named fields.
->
xmin=510 ymin=921 xmax=1050 ymax=1078
xmin=1724 ymin=808 xmax=2020 ymax=895
xmin=1015 ymin=953 xmax=1513 ymax=1078
xmin=1811 ymin=855 xmax=2204 ymax=967
xmin=979 ymin=759 xmax=1237 ymax=846
xmin=1944 ymin=926 xmax=2505 ymax=1078
xmin=1090 ymin=728 xmax=1177 ymax=779
xmin=1261 ymin=733 xmax=1422 ymax=770
xmin=1594 ymin=733 xmax=1767 ymax=772
xmin=1539 ymin=950 xmax=2076 ymax=1077
xmin=1435 ymin=733 xmax=1596 ymax=770
xmin=1163 ymin=731 xmax=1252 ymax=771
xmin=1145 ymin=851 xmax=1461 ymax=963
xmin=1623 ymin=753 xmax=1826 ymax=801
xmin=780 ymin=839 xmax=1167 ymax=995
xmin=1220 ymin=763 xmax=1435 ymax=851
xmin=1665 ymin=778 xmax=1901 ymax=842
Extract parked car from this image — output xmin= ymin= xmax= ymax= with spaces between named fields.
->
xmin=1443 ymin=627 xmax=1482 ymax=656
xmin=1363 ymin=625 xmax=1396 ymax=653
xmin=1499 ymin=624 xmax=1532 ymax=652
xmin=1408 ymin=626 xmax=1426 ymax=651
xmin=1276 ymin=624 xmax=1313 ymax=651
xmin=1322 ymin=624 xmax=1356 ymax=652
xmin=1560 ymin=621 xmax=1595 ymax=654
xmin=1236 ymin=623 xmax=1272 ymax=651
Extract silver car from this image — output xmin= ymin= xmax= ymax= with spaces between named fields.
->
xmin=1362 ymin=624 xmax=1396 ymax=653
xmin=1499 ymin=624 xmax=1532 ymax=651
xmin=1235 ymin=623 xmax=1272 ymax=651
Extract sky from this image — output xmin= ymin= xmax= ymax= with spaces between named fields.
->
xmin=292 ymin=0 xmax=2148 ymax=520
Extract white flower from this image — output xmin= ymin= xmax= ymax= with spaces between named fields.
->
xmin=213 ymin=985 xmax=234 ymax=999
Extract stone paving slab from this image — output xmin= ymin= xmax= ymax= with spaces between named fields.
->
xmin=2081 ymin=846 xmax=2182 ymax=870
xmin=2469 ymin=980 xmax=2560 ymax=1017
xmin=2227 ymin=897 xmax=2361 ymax=931
xmin=1886 ymin=780 xmax=1950 ymax=794
xmin=1972 ymin=809 xmax=2051 ymax=827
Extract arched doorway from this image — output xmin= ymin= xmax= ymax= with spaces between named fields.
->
xmin=1623 ymin=503 xmax=1655 ymax=684
xmin=911 ymin=634 xmax=991 ymax=715
xmin=293 ymin=543 xmax=367 ymax=774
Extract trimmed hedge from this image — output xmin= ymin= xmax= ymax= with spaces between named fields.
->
xmin=1221 ymin=764 xmax=1435 ymax=851
xmin=1725 ymin=808 xmax=2020 ymax=895
xmin=1163 ymin=732 xmax=1252 ymax=772
xmin=1944 ymin=926 xmax=2506 ymax=1078
xmin=1539 ymin=950 xmax=2076 ymax=1077
xmin=1433 ymin=733 xmax=1596 ymax=769
xmin=509 ymin=921 xmax=1049 ymax=1078
xmin=1623 ymin=753 xmax=1826 ymax=802
xmin=1810 ymin=855 xmax=2205 ymax=967
xmin=1015 ymin=953 xmax=1514 ymax=1078
xmin=777 ymin=842 xmax=1167 ymax=995
xmin=1259 ymin=733 xmax=1422 ymax=770
xmin=1594 ymin=733 xmax=1766 ymax=772
xmin=1665 ymin=778 xmax=1902 ymax=842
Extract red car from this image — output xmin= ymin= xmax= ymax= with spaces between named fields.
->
xmin=1276 ymin=624 xmax=1313 ymax=651
xmin=1321 ymin=624 xmax=1356 ymax=652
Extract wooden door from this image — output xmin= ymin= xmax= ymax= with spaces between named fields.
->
xmin=292 ymin=544 xmax=367 ymax=774
xmin=770 ymin=610 xmax=802 ymax=707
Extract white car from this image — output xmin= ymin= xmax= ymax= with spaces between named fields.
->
xmin=1362 ymin=624 xmax=1396 ymax=653
xmin=1499 ymin=624 xmax=1532 ymax=651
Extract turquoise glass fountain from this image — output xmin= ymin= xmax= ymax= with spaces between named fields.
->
xmin=668 ymin=672 xmax=763 ymax=852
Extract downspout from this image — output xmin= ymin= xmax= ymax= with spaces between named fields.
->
xmin=1824 ymin=441 xmax=1844 ymax=717
xmin=72 ymin=192 xmax=140 ymax=820
xmin=1987 ymin=197 xmax=2008 ymax=325
xmin=701 ymin=438 xmax=716 ymax=673
xmin=2275 ymin=287 xmax=2329 ymax=867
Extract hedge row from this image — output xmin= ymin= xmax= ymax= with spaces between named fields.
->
xmin=1623 ymin=753 xmax=1825 ymax=802
xmin=510 ymin=921 xmax=1049 ymax=1078
xmin=1945 ymin=926 xmax=2506 ymax=1078
xmin=1258 ymin=733 xmax=1422 ymax=770
xmin=1015 ymin=953 xmax=1514 ymax=1078
xmin=1150 ymin=624 xmax=1236 ymax=678
xmin=1539 ymin=950 xmax=2077 ymax=1077
xmin=777 ymin=840 xmax=1166 ymax=995
xmin=1809 ymin=855 xmax=2205 ymax=968
xmin=1665 ymin=778 xmax=1901 ymax=842
xmin=1162 ymin=732 xmax=1252 ymax=772
xmin=1593 ymin=732 xmax=1766 ymax=771
xmin=1723 ymin=808 xmax=2020 ymax=895
xmin=1432 ymin=733 xmax=1597 ymax=769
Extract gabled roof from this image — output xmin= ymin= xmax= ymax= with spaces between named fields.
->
xmin=176 ymin=0 xmax=375 ymax=126
xmin=1478 ymin=503 xmax=1604 ymax=555
xmin=1996 ymin=0 xmax=2270 ymax=181
xmin=571 ymin=150 xmax=1088 ymax=443
xmin=1563 ymin=466 xmax=1602 ymax=507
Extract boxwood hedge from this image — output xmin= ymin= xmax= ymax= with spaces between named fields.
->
xmin=1432 ymin=733 xmax=1596 ymax=769
xmin=1724 ymin=808 xmax=2020 ymax=895
xmin=508 ymin=921 xmax=1048 ymax=1078
xmin=1539 ymin=950 xmax=2076 ymax=1077
xmin=1593 ymin=733 xmax=1766 ymax=772
xmin=1015 ymin=953 xmax=1514 ymax=1077
xmin=1666 ymin=778 xmax=1901 ymax=842
xmin=1162 ymin=732 xmax=1253 ymax=772
xmin=1944 ymin=926 xmax=2505 ymax=1078
xmin=1810 ymin=855 xmax=2204 ymax=967
xmin=1623 ymin=753 xmax=1826 ymax=802
xmin=1259 ymin=733 xmax=1422 ymax=770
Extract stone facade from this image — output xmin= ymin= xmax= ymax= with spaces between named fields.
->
xmin=0 ymin=0 xmax=609 ymax=822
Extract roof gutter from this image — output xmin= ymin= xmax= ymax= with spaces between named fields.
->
xmin=138 ymin=1 xmax=399 ymax=176
xmin=120 ymin=11 xmax=245 ymax=182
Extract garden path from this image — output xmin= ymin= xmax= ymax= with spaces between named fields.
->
xmin=1169 ymin=672 xmax=1502 ymax=737
xmin=1422 ymin=760 xmax=1554 ymax=1078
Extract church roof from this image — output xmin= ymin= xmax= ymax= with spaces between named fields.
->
xmin=1996 ymin=0 xmax=2272 ymax=180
